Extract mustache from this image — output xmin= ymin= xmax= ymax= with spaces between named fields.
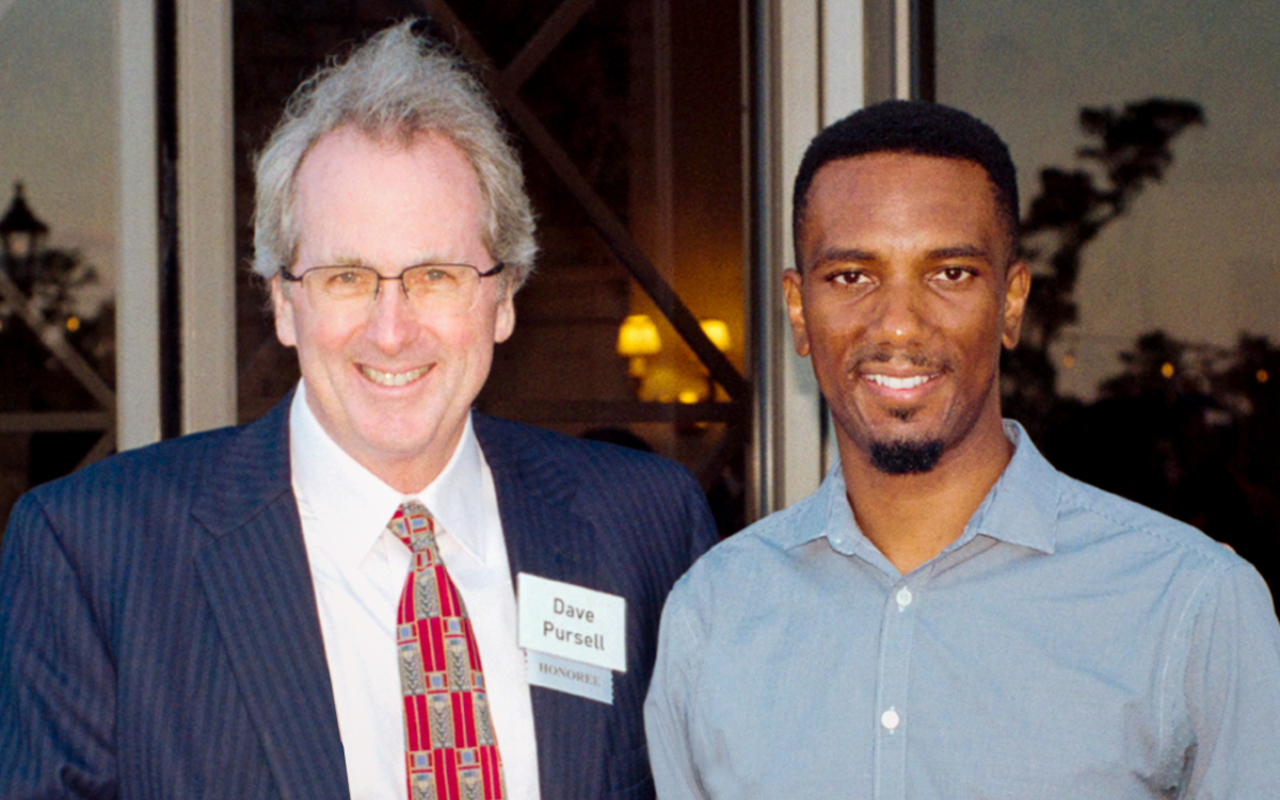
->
xmin=846 ymin=347 xmax=956 ymax=374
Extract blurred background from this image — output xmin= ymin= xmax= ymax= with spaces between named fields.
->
xmin=1 ymin=0 xmax=1276 ymax=599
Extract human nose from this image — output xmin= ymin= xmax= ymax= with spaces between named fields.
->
xmin=370 ymin=273 xmax=411 ymax=301
xmin=364 ymin=279 xmax=419 ymax=352
xmin=868 ymin=279 xmax=927 ymax=348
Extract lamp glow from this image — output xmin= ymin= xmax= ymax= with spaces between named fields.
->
xmin=618 ymin=314 xmax=662 ymax=378
xmin=617 ymin=314 xmax=661 ymax=356
xmin=699 ymin=319 xmax=731 ymax=352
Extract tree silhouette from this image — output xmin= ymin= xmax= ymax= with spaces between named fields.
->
xmin=0 ymin=246 xmax=114 ymax=392
xmin=1003 ymin=99 xmax=1205 ymax=431
xmin=996 ymin=99 xmax=1280 ymax=599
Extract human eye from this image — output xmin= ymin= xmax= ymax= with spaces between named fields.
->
xmin=316 ymin=267 xmax=373 ymax=296
xmin=932 ymin=265 xmax=977 ymax=285
xmin=826 ymin=268 xmax=872 ymax=287
xmin=405 ymin=265 xmax=462 ymax=293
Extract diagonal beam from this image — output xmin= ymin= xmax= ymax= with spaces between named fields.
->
xmin=497 ymin=97 xmax=752 ymax=400
xmin=502 ymin=0 xmax=598 ymax=90
xmin=75 ymin=429 xmax=116 ymax=471
xmin=414 ymin=0 xmax=750 ymax=401
xmin=0 ymin=269 xmax=116 ymax=410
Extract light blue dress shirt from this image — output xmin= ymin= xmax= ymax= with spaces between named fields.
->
xmin=645 ymin=421 xmax=1280 ymax=799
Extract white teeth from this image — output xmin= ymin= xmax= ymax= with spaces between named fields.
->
xmin=867 ymin=373 xmax=934 ymax=390
xmin=360 ymin=365 xmax=430 ymax=387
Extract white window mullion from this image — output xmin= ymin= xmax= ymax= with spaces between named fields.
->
xmin=177 ymin=0 xmax=237 ymax=434
xmin=116 ymin=0 xmax=161 ymax=450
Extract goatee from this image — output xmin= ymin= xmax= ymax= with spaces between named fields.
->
xmin=869 ymin=439 xmax=944 ymax=474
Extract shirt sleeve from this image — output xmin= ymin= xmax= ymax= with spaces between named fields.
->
xmin=1179 ymin=560 xmax=1280 ymax=797
xmin=645 ymin=575 xmax=710 ymax=800
xmin=0 ymin=493 xmax=118 ymax=799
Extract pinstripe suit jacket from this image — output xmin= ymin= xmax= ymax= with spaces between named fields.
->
xmin=0 ymin=397 xmax=717 ymax=800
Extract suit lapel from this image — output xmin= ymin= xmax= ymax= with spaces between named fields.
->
xmin=475 ymin=414 xmax=610 ymax=800
xmin=191 ymin=399 xmax=350 ymax=800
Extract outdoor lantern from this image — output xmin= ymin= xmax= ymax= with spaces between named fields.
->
xmin=0 ymin=182 xmax=49 ymax=283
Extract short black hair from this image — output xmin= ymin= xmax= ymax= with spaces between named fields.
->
xmin=792 ymin=100 xmax=1019 ymax=269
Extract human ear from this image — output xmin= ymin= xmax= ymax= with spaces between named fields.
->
xmin=783 ymin=268 xmax=811 ymax=357
xmin=1001 ymin=261 xmax=1031 ymax=349
xmin=270 ymin=275 xmax=299 ymax=348
xmin=493 ymin=282 xmax=516 ymax=344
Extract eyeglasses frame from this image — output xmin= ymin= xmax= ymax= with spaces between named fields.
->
xmin=277 ymin=261 xmax=506 ymax=307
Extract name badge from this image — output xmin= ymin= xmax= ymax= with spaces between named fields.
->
xmin=518 ymin=573 xmax=626 ymax=672
xmin=518 ymin=573 xmax=626 ymax=704
xmin=526 ymin=650 xmax=613 ymax=705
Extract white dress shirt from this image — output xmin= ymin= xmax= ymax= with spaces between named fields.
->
xmin=289 ymin=382 xmax=540 ymax=800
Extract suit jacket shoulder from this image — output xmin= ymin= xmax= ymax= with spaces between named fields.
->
xmin=474 ymin=414 xmax=714 ymax=544
xmin=1 ymin=397 xmax=348 ymax=800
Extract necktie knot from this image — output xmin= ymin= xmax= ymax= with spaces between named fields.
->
xmin=390 ymin=500 xmax=442 ymax=560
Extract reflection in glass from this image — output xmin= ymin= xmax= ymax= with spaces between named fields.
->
xmin=939 ymin=0 xmax=1280 ymax=594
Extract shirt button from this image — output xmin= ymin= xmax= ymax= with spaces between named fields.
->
xmin=881 ymin=708 xmax=900 ymax=730
xmin=896 ymin=586 xmax=913 ymax=608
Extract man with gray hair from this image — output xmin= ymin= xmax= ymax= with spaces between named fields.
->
xmin=0 ymin=21 xmax=716 ymax=800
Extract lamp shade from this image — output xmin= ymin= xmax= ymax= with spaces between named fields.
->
xmin=617 ymin=314 xmax=662 ymax=357
xmin=699 ymin=319 xmax=731 ymax=352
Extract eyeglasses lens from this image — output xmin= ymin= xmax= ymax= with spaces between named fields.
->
xmin=301 ymin=265 xmax=481 ymax=313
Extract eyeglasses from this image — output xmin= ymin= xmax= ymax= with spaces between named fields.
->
xmin=279 ymin=262 xmax=505 ymax=314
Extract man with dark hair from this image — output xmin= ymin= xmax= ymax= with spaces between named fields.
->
xmin=1 ymin=22 xmax=716 ymax=800
xmin=645 ymin=100 xmax=1280 ymax=798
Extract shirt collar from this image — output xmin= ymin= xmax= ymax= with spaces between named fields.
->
xmin=417 ymin=411 xmax=488 ymax=563
xmin=788 ymin=419 xmax=1059 ymax=559
xmin=289 ymin=380 xmax=487 ymax=564
xmin=966 ymin=420 xmax=1059 ymax=555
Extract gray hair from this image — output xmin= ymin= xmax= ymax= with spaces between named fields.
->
xmin=252 ymin=20 xmax=538 ymax=289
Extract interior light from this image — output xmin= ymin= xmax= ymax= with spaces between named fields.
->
xmin=617 ymin=314 xmax=662 ymax=379
xmin=699 ymin=319 xmax=731 ymax=352
xmin=617 ymin=314 xmax=661 ymax=357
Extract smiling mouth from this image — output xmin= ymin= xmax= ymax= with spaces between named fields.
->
xmin=864 ymin=373 xmax=938 ymax=390
xmin=359 ymin=364 xmax=432 ymax=387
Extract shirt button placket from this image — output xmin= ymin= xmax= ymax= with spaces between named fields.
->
xmin=873 ymin=578 xmax=917 ymax=800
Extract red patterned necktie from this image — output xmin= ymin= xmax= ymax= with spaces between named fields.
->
xmin=390 ymin=500 xmax=506 ymax=800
